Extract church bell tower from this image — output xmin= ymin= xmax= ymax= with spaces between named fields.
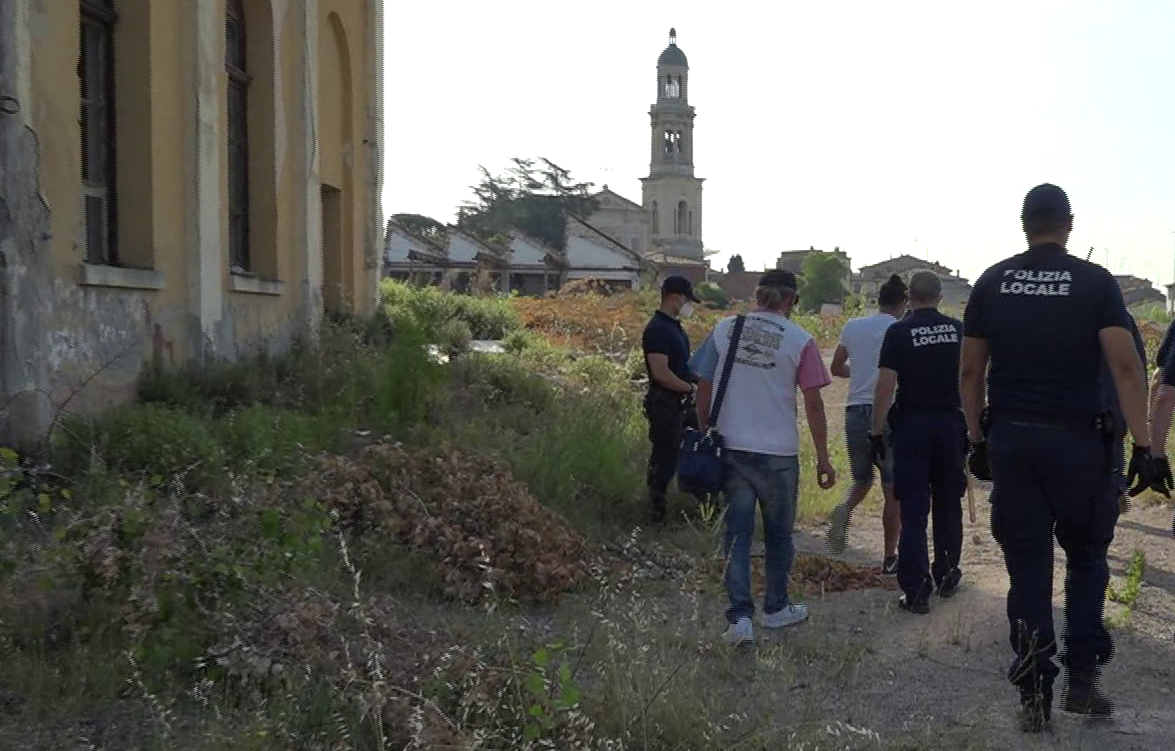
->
xmin=641 ymin=28 xmax=705 ymax=261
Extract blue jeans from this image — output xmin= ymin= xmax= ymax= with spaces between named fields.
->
xmin=722 ymin=450 xmax=800 ymax=623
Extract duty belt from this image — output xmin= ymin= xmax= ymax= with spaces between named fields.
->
xmin=986 ymin=409 xmax=1110 ymax=433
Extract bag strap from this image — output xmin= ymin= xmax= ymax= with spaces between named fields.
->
xmin=708 ymin=314 xmax=746 ymax=428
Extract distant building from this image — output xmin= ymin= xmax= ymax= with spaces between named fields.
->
xmin=1114 ymin=275 xmax=1165 ymax=309
xmin=775 ymin=247 xmax=853 ymax=301
xmin=383 ymin=216 xmax=643 ymax=295
xmin=854 ymin=254 xmax=972 ymax=308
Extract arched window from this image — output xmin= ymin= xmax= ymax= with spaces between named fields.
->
xmin=675 ymin=200 xmax=688 ymax=234
xmin=226 ymin=0 xmax=252 ymax=271
xmin=664 ymin=74 xmax=680 ymax=98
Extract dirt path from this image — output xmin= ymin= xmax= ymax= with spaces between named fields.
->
xmin=783 ymin=347 xmax=1175 ymax=748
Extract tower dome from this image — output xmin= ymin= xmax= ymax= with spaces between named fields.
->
xmin=658 ymin=27 xmax=688 ymax=67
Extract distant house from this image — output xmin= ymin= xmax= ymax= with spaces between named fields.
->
xmin=775 ymin=247 xmax=853 ymax=298
xmin=711 ymin=270 xmax=764 ymax=302
xmin=1114 ymin=275 xmax=1165 ymax=308
xmin=645 ymin=252 xmax=709 ymax=285
xmin=563 ymin=215 xmax=644 ymax=291
xmin=854 ymin=254 xmax=972 ymax=308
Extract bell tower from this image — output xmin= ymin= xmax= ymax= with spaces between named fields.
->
xmin=641 ymin=28 xmax=705 ymax=261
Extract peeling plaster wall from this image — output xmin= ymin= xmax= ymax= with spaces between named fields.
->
xmin=1 ymin=0 xmax=379 ymax=449
xmin=1 ymin=0 xmax=53 ymax=447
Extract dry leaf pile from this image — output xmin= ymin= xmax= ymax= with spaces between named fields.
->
xmin=304 ymin=441 xmax=595 ymax=605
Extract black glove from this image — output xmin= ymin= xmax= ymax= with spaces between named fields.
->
xmin=868 ymin=434 xmax=887 ymax=463
xmin=968 ymin=441 xmax=992 ymax=481
xmin=1126 ymin=445 xmax=1166 ymax=498
xmin=1151 ymin=456 xmax=1174 ymax=496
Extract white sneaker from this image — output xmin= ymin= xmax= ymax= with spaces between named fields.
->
xmin=722 ymin=617 xmax=754 ymax=644
xmin=763 ymin=603 xmax=809 ymax=629
xmin=826 ymin=503 xmax=851 ymax=555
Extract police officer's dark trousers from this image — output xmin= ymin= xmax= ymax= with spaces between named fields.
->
xmin=892 ymin=410 xmax=966 ymax=604
xmin=643 ymin=388 xmax=693 ymax=519
xmin=987 ymin=419 xmax=1118 ymax=695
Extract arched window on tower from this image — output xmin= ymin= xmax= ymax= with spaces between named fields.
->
xmin=688 ymin=210 xmax=693 ymax=236
xmin=675 ymin=200 xmax=688 ymax=235
xmin=651 ymin=201 xmax=659 ymax=234
xmin=675 ymin=130 xmax=684 ymax=154
xmin=664 ymin=74 xmax=680 ymax=98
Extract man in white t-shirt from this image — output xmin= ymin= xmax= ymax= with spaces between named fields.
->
xmin=826 ymin=275 xmax=909 ymax=573
xmin=689 ymin=270 xmax=837 ymax=645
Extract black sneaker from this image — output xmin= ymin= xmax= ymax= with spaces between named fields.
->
xmin=881 ymin=555 xmax=898 ymax=575
xmin=1061 ymin=670 xmax=1113 ymax=718
xmin=1019 ymin=689 xmax=1053 ymax=733
xmin=898 ymin=595 xmax=930 ymax=615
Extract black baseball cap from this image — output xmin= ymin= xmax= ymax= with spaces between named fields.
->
xmin=661 ymin=275 xmax=700 ymax=302
xmin=758 ymin=269 xmax=798 ymax=290
xmin=1021 ymin=183 xmax=1071 ymax=224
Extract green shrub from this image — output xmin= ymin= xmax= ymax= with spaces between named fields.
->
xmin=567 ymin=354 xmax=626 ymax=386
xmin=213 ymin=405 xmax=340 ymax=476
xmin=458 ymin=353 xmax=557 ymax=412
xmin=438 ymin=318 xmax=473 ymax=354
xmin=379 ymin=279 xmax=520 ymax=339
xmin=58 ymin=404 xmax=225 ymax=488
xmin=695 ymin=281 xmax=730 ymax=310
xmin=502 ymin=327 xmax=540 ymax=354
xmin=623 ymin=348 xmax=646 ymax=380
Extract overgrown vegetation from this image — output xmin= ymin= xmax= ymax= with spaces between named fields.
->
xmin=2 ymin=279 xmax=1171 ymax=749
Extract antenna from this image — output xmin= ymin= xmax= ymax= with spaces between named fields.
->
xmin=1086 ymin=246 xmax=1094 ymax=261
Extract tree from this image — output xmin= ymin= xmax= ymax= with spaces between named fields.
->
xmin=797 ymin=252 xmax=848 ymax=312
xmin=455 ymin=157 xmax=599 ymax=250
xmin=726 ymin=254 xmax=745 ymax=274
xmin=392 ymin=213 xmax=447 ymax=243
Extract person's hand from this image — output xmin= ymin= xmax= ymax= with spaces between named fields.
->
xmin=1127 ymin=444 xmax=1166 ymax=497
xmin=967 ymin=441 xmax=992 ymax=481
xmin=817 ymin=458 xmax=836 ymax=490
xmin=1150 ymin=455 xmax=1174 ymax=496
xmin=868 ymin=433 xmax=887 ymax=464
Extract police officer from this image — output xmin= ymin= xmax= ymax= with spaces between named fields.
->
xmin=1144 ymin=319 xmax=1175 ymax=498
xmin=868 ymin=270 xmax=965 ymax=614
xmin=641 ymin=275 xmax=702 ymax=525
xmin=960 ymin=183 xmax=1163 ymax=732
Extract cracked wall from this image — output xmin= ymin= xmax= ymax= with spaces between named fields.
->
xmin=0 ymin=0 xmax=383 ymax=450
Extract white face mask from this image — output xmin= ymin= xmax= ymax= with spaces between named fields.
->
xmin=679 ymin=302 xmax=695 ymax=319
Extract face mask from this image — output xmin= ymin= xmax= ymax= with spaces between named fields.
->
xmin=679 ymin=302 xmax=695 ymax=319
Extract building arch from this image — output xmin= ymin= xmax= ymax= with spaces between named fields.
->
xmin=674 ymin=199 xmax=688 ymax=235
xmin=319 ymin=9 xmax=355 ymax=313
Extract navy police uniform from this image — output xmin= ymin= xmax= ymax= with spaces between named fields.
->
xmin=877 ymin=307 xmax=966 ymax=608
xmin=641 ymin=304 xmax=698 ymax=519
xmin=964 ymin=232 xmax=1131 ymax=710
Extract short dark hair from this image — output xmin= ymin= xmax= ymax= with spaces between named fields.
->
xmin=877 ymin=274 xmax=907 ymax=308
xmin=1021 ymin=183 xmax=1072 ymax=236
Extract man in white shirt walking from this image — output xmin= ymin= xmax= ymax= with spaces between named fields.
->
xmin=689 ymin=270 xmax=837 ymax=644
xmin=826 ymin=274 xmax=908 ymax=573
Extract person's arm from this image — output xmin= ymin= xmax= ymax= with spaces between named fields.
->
xmin=1148 ymin=353 xmax=1175 ymax=455
xmin=1098 ymin=278 xmax=1148 ymax=447
xmin=797 ymin=339 xmax=833 ymax=464
xmin=688 ymin=332 xmax=719 ymax=427
xmin=959 ymin=282 xmax=988 ymax=444
xmin=871 ymin=368 xmax=897 ymax=436
xmin=830 ymin=343 xmax=850 ymax=378
xmin=646 ymin=354 xmax=694 ymax=393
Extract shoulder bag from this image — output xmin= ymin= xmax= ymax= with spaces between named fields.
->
xmin=676 ymin=314 xmax=747 ymax=494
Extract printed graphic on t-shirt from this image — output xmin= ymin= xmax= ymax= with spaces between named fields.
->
xmin=733 ymin=317 xmax=787 ymax=370
xmin=999 ymin=268 xmax=1072 ymax=297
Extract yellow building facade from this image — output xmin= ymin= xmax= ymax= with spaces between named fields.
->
xmin=0 ymin=0 xmax=384 ymax=446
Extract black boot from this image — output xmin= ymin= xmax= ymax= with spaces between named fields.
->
xmin=1018 ymin=685 xmax=1052 ymax=733
xmin=1060 ymin=668 xmax=1113 ymax=718
xmin=648 ymin=490 xmax=667 ymax=527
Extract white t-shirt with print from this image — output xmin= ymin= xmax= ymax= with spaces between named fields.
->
xmin=838 ymin=313 xmax=898 ymax=407
xmin=688 ymin=312 xmax=832 ymax=458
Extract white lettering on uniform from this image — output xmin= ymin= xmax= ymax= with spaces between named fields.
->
xmin=999 ymin=269 xmax=1072 ymax=296
xmin=910 ymin=324 xmax=959 ymax=348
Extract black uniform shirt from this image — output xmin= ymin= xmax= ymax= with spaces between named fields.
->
xmin=963 ymin=242 xmax=1132 ymax=421
xmin=641 ymin=310 xmax=692 ymax=391
xmin=1157 ymin=321 xmax=1175 ymax=388
xmin=878 ymin=307 xmax=963 ymax=411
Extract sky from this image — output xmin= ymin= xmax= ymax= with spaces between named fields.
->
xmin=382 ymin=0 xmax=1175 ymax=288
